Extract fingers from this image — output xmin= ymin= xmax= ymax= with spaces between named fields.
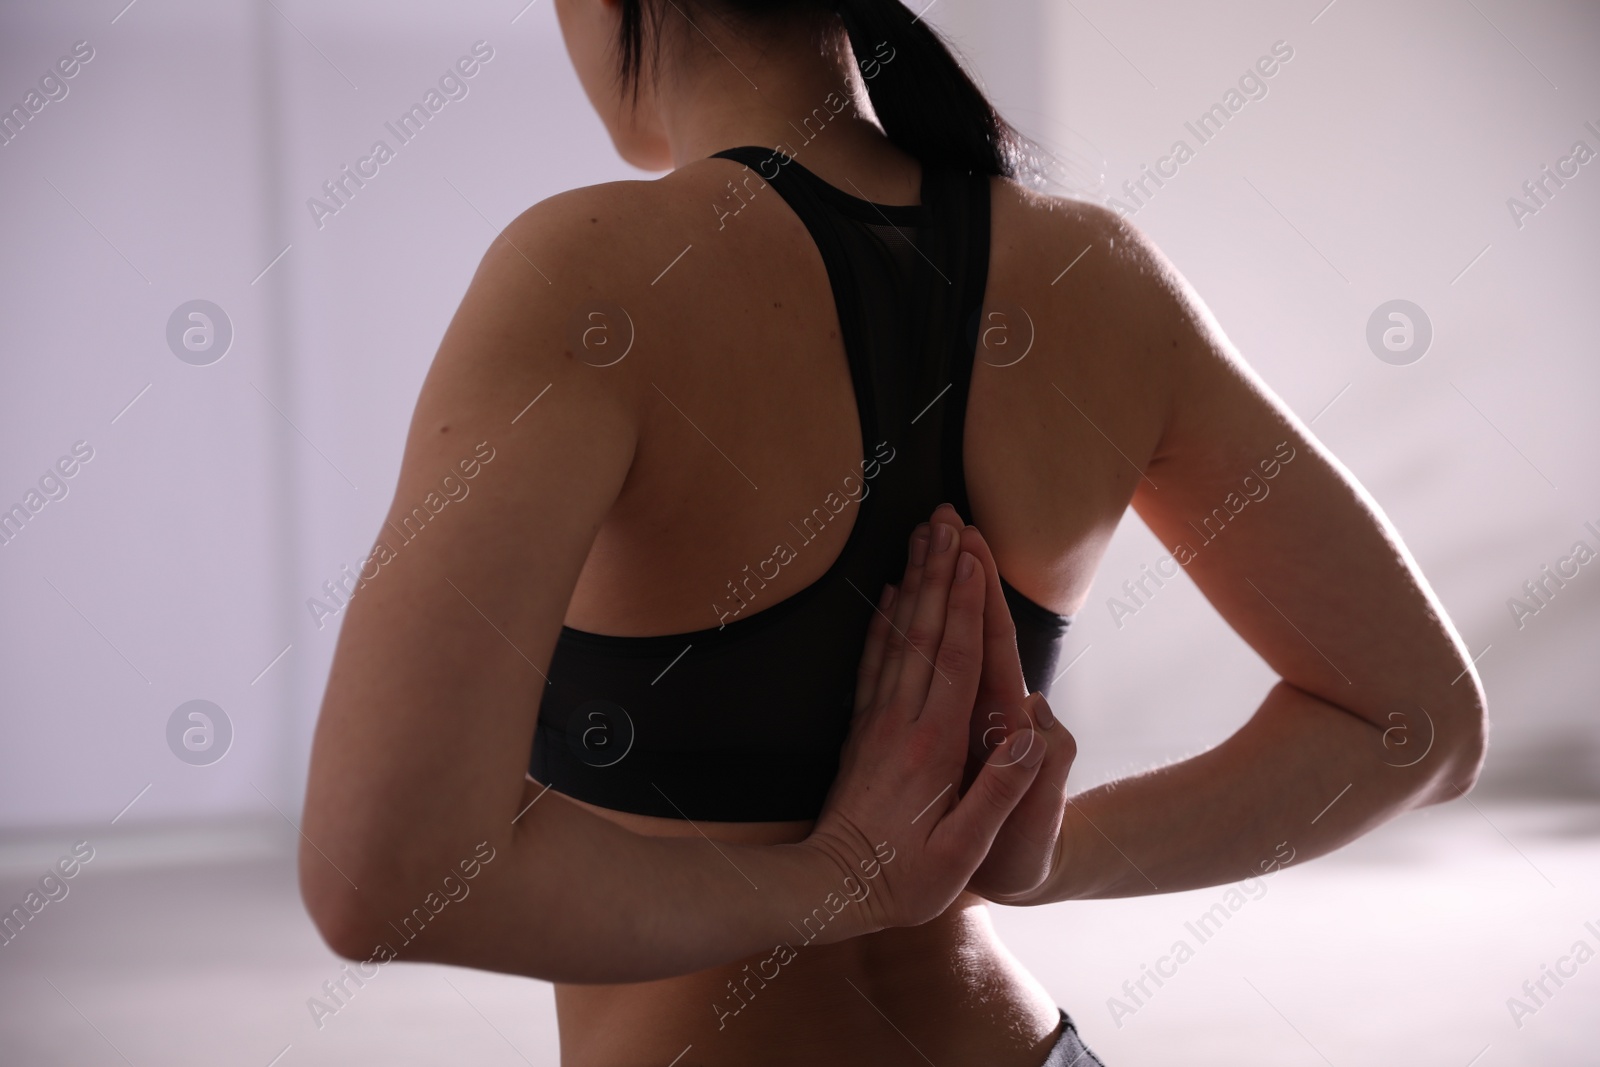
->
xmin=890 ymin=515 xmax=968 ymax=713
xmin=972 ymin=691 xmax=1032 ymax=767
xmin=917 ymin=548 xmax=986 ymax=728
xmin=874 ymin=523 xmax=930 ymax=710
xmin=1019 ymin=692 xmax=1076 ymax=819
xmin=892 ymin=524 xmax=931 ymax=638
xmin=990 ymin=693 xmax=1077 ymax=882
xmin=956 ymin=523 xmax=1027 ymax=704
xmin=853 ymin=583 xmax=898 ymax=716
xmin=932 ymin=725 xmax=1045 ymax=866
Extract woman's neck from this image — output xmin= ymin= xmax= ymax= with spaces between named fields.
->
xmin=650 ymin=21 xmax=918 ymax=201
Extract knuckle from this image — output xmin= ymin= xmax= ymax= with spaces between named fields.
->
xmin=1056 ymin=728 xmax=1078 ymax=762
xmin=979 ymin=765 xmax=1024 ymax=809
xmin=903 ymin=619 xmax=939 ymax=652
xmin=935 ymin=638 xmax=977 ymax=677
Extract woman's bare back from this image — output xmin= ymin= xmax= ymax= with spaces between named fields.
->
xmin=562 ymin=156 xmax=1150 ymax=641
xmin=543 ymin=152 xmax=1152 ymax=1065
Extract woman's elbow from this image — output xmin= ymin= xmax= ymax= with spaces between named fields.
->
xmin=299 ymin=843 xmax=383 ymax=962
xmin=296 ymin=830 xmax=431 ymax=965
xmin=1423 ymin=680 xmax=1490 ymax=804
xmin=305 ymin=902 xmax=377 ymax=964
xmin=1447 ymin=698 xmax=1489 ymax=795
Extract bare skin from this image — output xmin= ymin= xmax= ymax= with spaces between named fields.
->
xmin=298 ymin=5 xmax=1488 ymax=1066
xmin=549 ymin=517 xmax=1068 ymax=1066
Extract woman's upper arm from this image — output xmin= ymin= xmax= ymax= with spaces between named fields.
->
xmin=300 ymin=189 xmax=643 ymax=932
xmin=1092 ymin=208 xmax=1487 ymax=788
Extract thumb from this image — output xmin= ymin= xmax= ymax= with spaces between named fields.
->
xmin=934 ymin=727 xmax=1045 ymax=867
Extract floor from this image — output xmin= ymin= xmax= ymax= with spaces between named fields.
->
xmin=2 ymin=798 xmax=1597 ymax=1066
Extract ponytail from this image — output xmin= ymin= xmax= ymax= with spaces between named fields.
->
xmin=612 ymin=0 xmax=1024 ymax=176
xmin=833 ymin=0 xmax=1020 ymax=176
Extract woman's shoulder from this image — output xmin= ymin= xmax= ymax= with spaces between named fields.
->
xmin=451 ymin=163 xmax=764 ymax=411
xmin=987 ymin=175 xmax=1195 ymax=352
xmin=490 ymin=165 xmax=1163 ymax=292
xmin=990 ymin=176 xmax=1170 ymax=279
xmin=491 ymin=176 xmax=690 ymax=279
xmin=492 ymin=161 xmax=747 ymax=275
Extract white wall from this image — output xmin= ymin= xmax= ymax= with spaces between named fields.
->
xmin=1 ymin=1 xmax=293 ymax=829
xmin=0 ymin=0 xmax=640 ymax=835
xmin=1018 ymin=0 xmax=1600 ymax=797
xmin=1 ymin=0 xmax=1595 ymax=842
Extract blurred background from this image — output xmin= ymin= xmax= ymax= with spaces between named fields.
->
xmin=1 ymin=0 xmax=1596 ymax=1063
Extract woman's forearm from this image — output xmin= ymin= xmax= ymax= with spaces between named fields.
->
xmin=311 ymin=780 xmax=883 ymax=985
xmin=1028 ymin=680 xmax=1480 ymax=903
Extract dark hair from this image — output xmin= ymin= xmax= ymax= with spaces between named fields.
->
xmin=614 ymin=0 xmax=1024 ymax=176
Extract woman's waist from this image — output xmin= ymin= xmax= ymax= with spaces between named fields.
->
xmin=551 ymin=893 xmax=1062 ymax=1067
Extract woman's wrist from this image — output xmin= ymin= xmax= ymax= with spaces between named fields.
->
xmin=997 ymin=794 xmax=1098 ymax=906
xmin=979 ymin=823 xmax=1067 ymax=908
xmin=768 ymin=835 xmax=891 ymax=944
xmin=1040 ymin=794 xmax=1098 ymax=902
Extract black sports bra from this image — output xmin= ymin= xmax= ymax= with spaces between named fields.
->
xmin=528 ymin=145 xmax=1073 ymax=822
